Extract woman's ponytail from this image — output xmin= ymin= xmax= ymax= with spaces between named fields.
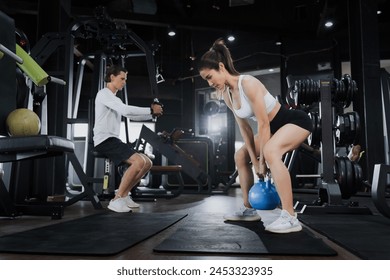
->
xmin=198 ymin=38 xmax=240 ymax=75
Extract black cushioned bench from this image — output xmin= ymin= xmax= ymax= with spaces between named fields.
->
xmin=0 ymin=135 xmax=102 ymax=218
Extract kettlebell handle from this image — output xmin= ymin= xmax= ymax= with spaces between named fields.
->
xmin=258 ymin=174 xmax=265 ymax=182
xmin=258 ymin=171 xmax=271 ymax=182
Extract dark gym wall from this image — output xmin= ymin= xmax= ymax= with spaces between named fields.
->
xmin=282 ymin=39 xmax=336 ymax=76
xmin=0 ymin=11 xmax=17 ymax=136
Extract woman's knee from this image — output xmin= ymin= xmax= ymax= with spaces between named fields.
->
xmin=234 ymin=148 xmax=249 ymax=167
xmin=263 ymin=143 xmax=279 ymax=164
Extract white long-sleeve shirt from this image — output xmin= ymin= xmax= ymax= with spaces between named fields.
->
xmin=93 ymin=88 xmax=153 ymax=146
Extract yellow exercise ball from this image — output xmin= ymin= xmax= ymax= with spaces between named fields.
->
xmin=6 ymin=108 xmax=41 ymax=136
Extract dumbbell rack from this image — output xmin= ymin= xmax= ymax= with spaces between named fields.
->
xmin=297 ymin=79 xmax=371 ymax=215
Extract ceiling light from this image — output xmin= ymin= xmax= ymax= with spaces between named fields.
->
xmin=377 ymin=10 xmax=382 ymax=15
xmin=212 ymin=0 xmax=220 ymax=10
xmin=324 ymin=20 xmax=334 ymax=28
xmin=167 ymin=26 xmax=176 ymax=37
xmin=227 ymin=35 xmax=235 ymax=42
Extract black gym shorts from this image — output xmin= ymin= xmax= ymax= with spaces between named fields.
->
xmin=94 ymin=137 xmax=137 ymax=166
xmin=270 ymin=105 xmax=313 ymax=134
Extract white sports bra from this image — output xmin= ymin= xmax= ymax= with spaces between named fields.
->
xmin=230 ymin=75 xmax=277 ymax=120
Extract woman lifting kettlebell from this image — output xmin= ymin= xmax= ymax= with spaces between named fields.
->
xmin=198 ymin=39 xmax=313 ymax=233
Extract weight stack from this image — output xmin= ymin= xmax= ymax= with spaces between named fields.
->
xmin=165 ymin=137 xmax=214 ymax=191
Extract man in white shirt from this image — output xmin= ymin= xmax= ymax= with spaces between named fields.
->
xmin=93 ymin=65 xmax=163 ymax=212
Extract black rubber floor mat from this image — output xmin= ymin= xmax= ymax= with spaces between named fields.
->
xmin=154 ymin=212 xmax=337 ymax=256
xmin=0 ymin=212 xmax=187 ymax=256
xmin=300 ymin=214 xmax=390 ymax=260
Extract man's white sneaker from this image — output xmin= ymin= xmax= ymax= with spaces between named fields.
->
xmin=223 ymin=207 xmax=261 ymax=222
xmin=265 ymin=209 xmax=302 ymax=233
xmin=114 ymin=190 xmax=140 ymax=208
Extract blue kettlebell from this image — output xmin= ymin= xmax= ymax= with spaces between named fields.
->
xmin=248 ymin=177 xmax=280 ymax=210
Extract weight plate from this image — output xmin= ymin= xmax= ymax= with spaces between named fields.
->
xmin=353 ymin=111 xmax=361 ymax=144
xmin=343 ymin=114 xmax=351 ymax=145
xmin=348 ymin=112 xmax=356 ymax=132
xmin=343 ymin=156 xmax=355 ymax=199
xmin=309 ymin=79 xmax=314 ymax=104
xmin=335 ymin=156 xmax=348 ymax=198
xmin=353 ymin=161 xmax=363 ymax=192
xmin=336 ymin=114 xmax=345 ymax=145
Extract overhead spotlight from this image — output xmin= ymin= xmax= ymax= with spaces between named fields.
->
xmin=377 ymin=10 xmax=382 ymax=15
xmin=275 ymin=41 xmax=282 ymax=46
xmin=167 ymin=26 xmax=176 ymax=37
xmin=227 ymin=35 xmax=235 ymax=42
xmin=212 ymin=0 xmax=220 ymax=10
xmin=324 ymin=20 xmax=334 ymax=28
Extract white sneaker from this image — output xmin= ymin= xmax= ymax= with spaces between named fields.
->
xmin=223 ymin=207 xmax=261 ymax=221
xmin=124 ymin=195 xmax=140 ymax=208
xmin=265 ymin=209 xmax=302 ymax=233
xmin=107 ymin=198 xmax=132 ymax=213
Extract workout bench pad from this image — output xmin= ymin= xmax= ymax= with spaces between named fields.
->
xmin=0 ymin=135 xmax=74 ymax=161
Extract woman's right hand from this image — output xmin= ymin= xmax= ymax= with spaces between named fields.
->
xmin=257 ymin=158 xmax=268 ymax=179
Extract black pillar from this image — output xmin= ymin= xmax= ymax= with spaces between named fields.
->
xmin=31 ymin=0 xmax=71 ymax=198
xmin=348 ymin=0 xmax=384 ymax=183
xmin=0 ymin=11 xmax=17 ymax=135
xmin=37 ymin=0 xmax=70 ymax=137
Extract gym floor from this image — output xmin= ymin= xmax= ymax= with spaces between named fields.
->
xmin=0 ymin=186 xmax=369 ymax=260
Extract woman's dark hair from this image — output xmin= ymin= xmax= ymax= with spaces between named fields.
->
xmin=104 ymin=65 xmax=128 ymax=83
xmin=197 ymin=38 xmax=240 ymax=75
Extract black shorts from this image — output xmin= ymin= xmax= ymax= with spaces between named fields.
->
xmin=94 ymin=137 xmax=137 ymax=166
xmin=270 ymin=105 xmax=313 ymax=134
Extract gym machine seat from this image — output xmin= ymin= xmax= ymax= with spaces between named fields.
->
xmin=0 ymin=135 xmax=102 ymax=219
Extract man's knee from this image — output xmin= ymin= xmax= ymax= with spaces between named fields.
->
xmin=144 ymin=155 xmax=153 ymax=170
